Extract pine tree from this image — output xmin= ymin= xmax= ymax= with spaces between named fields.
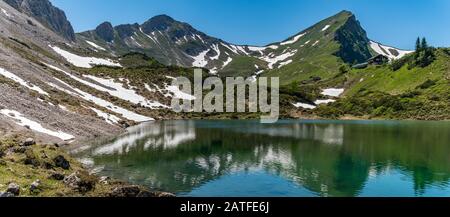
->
xmin=415 ymin=37 xmax=421 ymax=52
xmin=421 ymin=38 xmax=428 ymax=50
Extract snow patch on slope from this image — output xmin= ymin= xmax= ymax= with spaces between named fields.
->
xmin=86 ymin=40 xmax=106 ymax=51
xmin=191 ymin=49 xmax=211 ymax=67
xmin=50 ymin=45 xmax=121 ymax=68
xmin=315 ymin=99 xmax=336 ymax=105
xmin=322 ymin=24 xmax=331 ymax=32
xmin=322 ymin=88 xmax=344 ymax=97
xmin=45 ymin=64 xmax=166 ymax=109
xmin=89 ymin=107 xmax=121 ymax=125
xmin=83 ymin=75 xmax=168 ymax=109
xmin=0 ymin=68 xmax=49 ymax=96
xmin=1 ymin=8 xmax=11 ymax=18
xmin=0 ymin=109 xmax=74 ymax=141
xmin=44 ymin=64 xmax=153 ymax=122
xmin=369 ymin=41 xmax=413 ymax=60
xmin=280 ymin=32 xmax=306 ymax=46
xmin=260 ymin=49 xmax=297 ymax=69
xmin=292 ymin=102 xmax=316 ymax=110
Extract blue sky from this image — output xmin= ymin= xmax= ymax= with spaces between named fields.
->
xmin=51 ymin=0 xmax=450 ymax=49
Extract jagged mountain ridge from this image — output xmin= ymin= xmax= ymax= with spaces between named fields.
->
xmin=76 ymin=11 xmax=412 ymax=77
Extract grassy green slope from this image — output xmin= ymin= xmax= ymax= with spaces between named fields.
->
xmin=314 ymin=49 xmax=450 ymax=120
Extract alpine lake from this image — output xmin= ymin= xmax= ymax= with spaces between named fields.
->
xmin=76 ymin=120 xmax=450 ymax=197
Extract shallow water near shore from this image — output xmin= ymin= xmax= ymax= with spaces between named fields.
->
xmin=77 ymin=120 xmax=450 ymax=197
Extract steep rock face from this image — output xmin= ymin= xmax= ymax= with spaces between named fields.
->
xmin=95 ymin=22 xmax=115 ymax=42
xmin=4 ymin=0 xmax=76 ymax=41
xmin=116 ymin=23 xmax=140 ymax=39
xmin=334 ymin=13 xmax=372 ymax=64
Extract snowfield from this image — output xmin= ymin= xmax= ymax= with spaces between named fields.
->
xmin=322 ymin=88 xmax=345 ymax=97
xmin=45 ymin=63 xmax=166 ymax=109
xmin=222 ymin=57 xmax=233 ymax=68
xmin=166 ymin=85 xmax=196 ymax=100
xmin=0 ymin=68 xmax=49 ymax=96
xmin=210 ymin=44 xmax=221 ymax=60
xmin=89 ymin=107 xmax=121 ymax=125
xmin=369 ymin=41 xmax=413 ymax=60
xmin=191 ymin=49 xmax=210 ymax=67
xmin=0 ymin=109 xmax=74 ymax=141
xmin=44 ymin=63 xmax=153 ymax=122
xmin=83 ymin=75 xmax=168 ymax=109
xmin=50 ymin=45 xmax=122 ymax=68
xmin=292 ymin=102 xmax=316 ymax=109
xmin=312 ymin=40 xmax=320 ymax=46
xmin=86 ymin=40 xmax=106 ymax=51
xmin=322 ymin=24 xmax=331 ymax=32
xmin=315 ymin=99 xmax=336 ymax=105
xmin=278 ymin=59 xmax=293 ymax=68
xmin=280 ymin=32 xmax=307 ymax=46
xmin=261 ymin=49 xmax=297 ymax=69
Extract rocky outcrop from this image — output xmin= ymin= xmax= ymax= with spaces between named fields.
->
xmin=0 ymin=137 xmax=175 ymax=197
xmin=4 ymin=0 xmax=76 ymax=41
xmin=334 ymin=12 xmax=372 ymax=64
xmin=95 ymin=22 xmax=115 ymax=42
xmin=53 ymin=155 xmax=70 ymax=170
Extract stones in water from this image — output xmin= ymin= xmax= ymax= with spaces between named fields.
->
xmin=53 ymin=155 xmax=70 ymax=170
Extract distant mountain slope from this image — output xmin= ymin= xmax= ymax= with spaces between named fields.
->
xmin=76 ymin=11 xmax=412 ymax=84
xmin=3 ymin=0 xmax=75 ymax=41
xmin=77 ymin=14 xmax=251 ymax=71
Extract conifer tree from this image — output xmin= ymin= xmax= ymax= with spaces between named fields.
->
xmin=421 ymin=38 xmax=428 ymax=50
xmin=415 ymin=37 xmax=421 ymax=52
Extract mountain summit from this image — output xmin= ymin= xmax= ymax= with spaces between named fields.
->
xmin=4 ymin=0 xmax=76 ymax=41
xmin=77 ymin=10 xmax=411 ymax=81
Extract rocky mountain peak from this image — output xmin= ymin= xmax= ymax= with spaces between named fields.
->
xmin=333 ymin=12 xmax=372 ymax=64
xmin=141 ymin=14 xmax=176 ymax=32
xmin=95 ymin=21 xmax=115 ymax=42
xmin=115 ymin=23 xmax=140 ymax=39
xmin=4 ymin=0 xmax=76 ymax=41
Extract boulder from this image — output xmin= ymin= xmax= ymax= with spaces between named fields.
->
xmin=154 ymin=192 xmax=176 ymax=197
xmin=6 ymin=183 xmax=20 ymax=196
xmin=63 ymin=171 xmax=96 ymax=193
xmin=30 ymin=179 xmax=41 ymax=193
xmin=99 ymin=176 xmax=111 ymax=185
xmin=0 ymin=192 xmax=15 ymax=197
xmin=110 ymin=185 xmax=141 ymax=197
xmin=22 ymin=138 xmax=36 ymax=146
xmin=53 ymin=155 xmax=70 ymax=170
xmin=24 ymin=150 xmax=40 ymax=167
xmin=48 ymin=172 xmax=65 ymax=181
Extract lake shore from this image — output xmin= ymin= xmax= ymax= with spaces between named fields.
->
xmin=0 ymin=135 xmax=175 ymax=197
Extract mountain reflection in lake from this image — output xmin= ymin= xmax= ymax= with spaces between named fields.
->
xmin=78 ymin=120 xmax=450 ymax=197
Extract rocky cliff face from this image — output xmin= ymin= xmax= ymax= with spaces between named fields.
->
xmin=95 ymin=22 xmax=115 ymax=42
xmin=3 ymin=0 xmax=76 ymax=41
xmin=334 ymin=13 xmax=372 ymax=64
